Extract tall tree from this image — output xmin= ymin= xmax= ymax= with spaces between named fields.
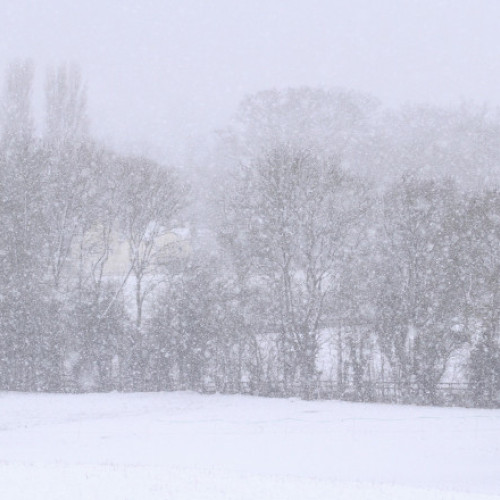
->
xmin=219 ymin=145 xmax=367 ymax=397
xmin=374 ymin=176 xmax=467 ymax=403
xmin=0 ymin=60 xmax=47 ymax=389
xmin=45 ymin=63 xmax=88 ymax=146
xmin=462 ymin=189 xmax=500 ymax=406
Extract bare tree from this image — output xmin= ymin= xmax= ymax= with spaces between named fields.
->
xmin=219 ymin=145 xmax=368 ymax=397
xmin=116 ymin=156 xmax=187 ymax=328
xmin=374 ymin=176 xmax=467 ymax=404
xmin=461 ymin=189 xmax=500 ymax=406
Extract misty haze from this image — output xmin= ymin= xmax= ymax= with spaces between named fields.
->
xmin=1 ymin=1 xmax=499 ymax=499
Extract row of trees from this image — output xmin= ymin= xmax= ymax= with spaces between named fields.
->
xmin=0 ymin=61 xmax=186 ymax=391
xmin=200 ymin=152 xmax=499 ymax=407
xmin=1 ymin=62 xmax=499 ymax=406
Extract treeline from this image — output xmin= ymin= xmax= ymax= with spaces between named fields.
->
xmin=0 ymin=61 xmax=186 ymax=392
xmin=1 ymin=62 xmax=499 ymax=407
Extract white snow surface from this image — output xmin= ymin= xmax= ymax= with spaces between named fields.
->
xmin=0 ymin=391 xmax=499 ymax=499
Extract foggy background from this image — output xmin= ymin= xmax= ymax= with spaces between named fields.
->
xmin=3 ymin=0 xmax=500 ymax=162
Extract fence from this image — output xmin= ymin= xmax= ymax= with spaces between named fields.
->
xmin=197 ymin=379 xmax=498 ymax=407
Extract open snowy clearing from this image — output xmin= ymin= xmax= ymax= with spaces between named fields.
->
xmin=0 ymin=392 xmax=499 ymax=499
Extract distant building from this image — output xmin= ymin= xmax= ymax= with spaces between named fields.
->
xmin=69 ymin=225 xmax=191 ymax=280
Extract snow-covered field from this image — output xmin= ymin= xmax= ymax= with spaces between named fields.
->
xmin=0 ymin=392 xmax=499 ymax=499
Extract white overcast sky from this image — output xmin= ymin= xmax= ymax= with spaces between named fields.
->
xmin=2 ymin=0 xmax=500 ymax=161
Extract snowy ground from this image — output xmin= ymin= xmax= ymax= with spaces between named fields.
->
xmin=0 ymin=392 xmax=499 ymax=499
